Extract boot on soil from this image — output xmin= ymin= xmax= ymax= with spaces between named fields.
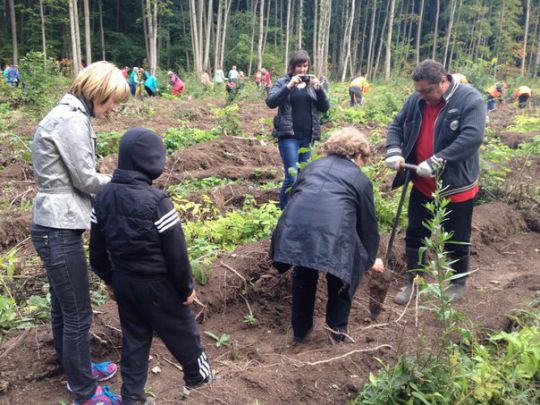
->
xmin=293 ymin=327 xmax=313 ymax=344
xmin=444 ymin=254 xmax=469 ymax=302
xmin=67 ymin=361 xmax=118 ymax=392
xmin=394 ymin=248 xmax=422 ymax=305
xmin=73 ymin=386 xmax=121 ymax=405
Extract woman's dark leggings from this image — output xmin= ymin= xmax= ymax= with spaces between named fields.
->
xmin=292 ymin=267 xmax=352 ymax=338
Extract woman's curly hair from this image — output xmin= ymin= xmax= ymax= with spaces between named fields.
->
xmin=321 ymin=127 xmax=370 ymax=159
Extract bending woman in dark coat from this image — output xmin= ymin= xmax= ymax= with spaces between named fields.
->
xmin=270 ymin=127 xmax=384 ymax=343
xmin=266 ymin=50 xmax=330 ymax=209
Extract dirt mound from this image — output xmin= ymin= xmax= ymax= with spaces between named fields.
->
xmin=155 ymin=137 xmax=281 ymax=188
xmin=0 ymin=160 xmax=33 ymax=181
xmin=471 ymin=203 xmax=527 ymax=245
xmin=187 ymin=184 xmax=279 ymax=215
xmin=0 ymin=212 xmax=31 ymax=249
xmin=498 ymin=131 xmax=540 ymax=148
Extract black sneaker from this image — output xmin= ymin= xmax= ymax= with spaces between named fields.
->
xmin=182 ymin=377 xmax=211 ymax=399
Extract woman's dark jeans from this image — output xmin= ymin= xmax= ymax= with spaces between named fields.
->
xmin=31 ymin=224 xmax=97 ymax=402
xmin=278 ymin=136 xmax=312 ymax=209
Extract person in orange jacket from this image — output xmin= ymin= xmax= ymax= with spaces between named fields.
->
xmin=349 ymin=76 xmax=369 ymax=107
xmin=514 ymin=86 xmax=532 ymax=109
xmin=486 ymin=81 xmax=510 ymax=111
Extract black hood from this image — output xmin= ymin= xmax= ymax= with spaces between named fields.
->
xmin=117 ymin=127 xmax=166 ymax=180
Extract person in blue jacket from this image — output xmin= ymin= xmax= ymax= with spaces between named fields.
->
xmin=144 ymin=73 xmax=158 ymax=96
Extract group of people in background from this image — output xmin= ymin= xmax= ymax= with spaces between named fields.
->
xmin=2 ymin=64 xmax=20 ymax=87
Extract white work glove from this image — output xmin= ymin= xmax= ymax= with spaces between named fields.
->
xmin=384 ymin=155 xmax=405 ymax=170
xmin=416 ymin=156 xmax=445 ymax=177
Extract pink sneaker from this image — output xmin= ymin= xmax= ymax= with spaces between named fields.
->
xmin=91 ymin=361 xmax=118 ymax=382
xmin=67 ymin=361 xmax=118 ymax=392
xmin=73 ymin=385 xmax=121 ymax=405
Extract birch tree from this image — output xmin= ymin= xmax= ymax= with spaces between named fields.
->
xmin=284 ymin=0 xmax=292 ymax=69
xmin=257 ymin=0 xmax=265 ymax=70
xmin=99 ymin=0 xmax=106 ymax=60
xmin=39 ymin=0 xmax=47 ymax=66
xmin=9 ymin=0 xmax=17 ymax=65
xmin=69 ymin=0 xmax=81 ymax=74
xmin=521 ymin=0 xmax=531 ymax=75
xmin=385 ymin=0 xmax=396 ymax=79
xmin=416 ymin=0 xmax=425 ymax=64
xmin=432 ymin=0 xmax=440 ymax=59
xmin=83 ymin=0 xmax=92 ymax=64
xmin=340 ymin=0 xmax=356 ymax=81
xmin=443 ymin=0 xmax=458 ymax=67
xmin=144 ymin=0 xmax=158 ymax=74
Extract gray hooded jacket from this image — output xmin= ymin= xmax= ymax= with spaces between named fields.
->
xmin=32 ymin=94 xmax=110 ymax=230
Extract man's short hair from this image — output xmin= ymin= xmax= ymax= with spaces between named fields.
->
xmin=412 ymin=59 xmax=450 ymax=84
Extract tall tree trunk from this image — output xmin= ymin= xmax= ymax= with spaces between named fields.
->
xmin=431 ymin=0 xmax=440 ymax=59
xmin=220 ymin=0 xmax=232 ymax=68
xmin=297 ymin=0 xmax=303 ymax=49
xmin=340 ymin=0 xmax=355 ymax=81
xmin=385 ymin=0 xmax=396 ymax=79
xmin=83 ymin=0 xmax=91 ymax=64
xmin=442 ymin=0 xmax=457 ymax=67
xmin=358 ymin=1 xmax=370 ymax=75
xmin=39 ymin=0 xmax=47 ymax=66
xmin=203 ymin=0 xmax=213 ymax=72
xmin=521 ymin=0 xmax=531 ymax=76
xmin=99 ymin=0 xmax=106 ymax=60
xmin=284 ymin=0 xmax=291 ymax=69
xmin=69 ymin=0 xmax=80 ymax=74
xmin=9 ymin=0 xmax=17 ymax=64
xmin=248 ymin=0 xmax=258 ymax=76
xmin=534 ymin=8 xmax=540 ymax=77
xmin=257 ymin=0 xmax=265 ymax=70
xmin=189 ymin=0 xmax=202 ymax=75
xmin=141 ymin=0 xmax=150 ymax=64
xmin=366 ymin=0 xmax=377 ymax=78
xmin=313 ymin=0 xmax=318 ymax=69
xmin=415 ymin=0 xmax=424 ymax=64
xmin=261 ymin=0 xmax=271 ymax=56
xmin=528 ymin=5 xmax=540 ymax=75
xmin=214 ymin=0 xmax=223 ymax=70
xmin=373 ymin=0 xmax=389 ymax=79
xmin=145 ymin=0 xmax=158 ymax=74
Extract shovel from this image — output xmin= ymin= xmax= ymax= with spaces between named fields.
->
xmin=368 ymin=163 xmax=417 ymax=318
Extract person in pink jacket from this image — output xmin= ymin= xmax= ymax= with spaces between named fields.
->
xmin=168 ymin=71 xmax=184 ymax=96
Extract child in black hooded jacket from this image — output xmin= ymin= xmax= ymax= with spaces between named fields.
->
xmin=89 ymin=127 xmax=211 ymax=405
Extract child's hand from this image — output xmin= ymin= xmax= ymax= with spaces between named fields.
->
xmin=183 ymin=290 xmax=196 ymax=305
xmin=371 ymin=258 xmax=384 ymax=273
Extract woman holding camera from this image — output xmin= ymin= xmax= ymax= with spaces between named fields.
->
xmin=266 ymin=50 xmax=330 ymax=209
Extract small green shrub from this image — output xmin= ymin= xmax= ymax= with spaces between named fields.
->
xmin=167 ymin=177 xmax=237 ymax=197
xmin=507 ymin=115 xmax=540 ymax=133
xmin=96 ymin=131 xmax=122 ymax=158
xmin=212 ymin=103 xmax=242 ymax=136
xmin=162 ymin=127 xmax=218 ymax=152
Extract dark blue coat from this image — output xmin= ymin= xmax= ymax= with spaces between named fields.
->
xmin=270 ymin=155 xmax=379 ymax=298
xmin=89 ymin=127 xmax=193 ymax=300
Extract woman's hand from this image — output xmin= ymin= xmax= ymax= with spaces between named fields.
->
xmin=183 ymin=290 xmax=196 ymax=305
xmin=371 ymin=258 xmax=384 ymax=273
xmin=287 ymin=75 xmax=303 ymax=89
xmin=309 ymin=76 xmax=321 ymax=90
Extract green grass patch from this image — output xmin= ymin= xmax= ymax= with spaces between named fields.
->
xmin=163 ymin=127 xmax=219 ymax=153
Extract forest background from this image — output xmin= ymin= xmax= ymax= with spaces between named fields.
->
xmin=1 ymin=0 xmax=539 ymax=83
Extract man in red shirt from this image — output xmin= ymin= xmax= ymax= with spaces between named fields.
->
xmin=385 ymin=59 xmax=485 ymax=305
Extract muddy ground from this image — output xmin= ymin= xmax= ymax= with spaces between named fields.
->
xmin=0 ymin=99 xmax=539 ymax=404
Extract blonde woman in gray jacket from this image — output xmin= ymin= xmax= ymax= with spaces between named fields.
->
xmin=31 ymin=61 xmax=129 ymax=405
